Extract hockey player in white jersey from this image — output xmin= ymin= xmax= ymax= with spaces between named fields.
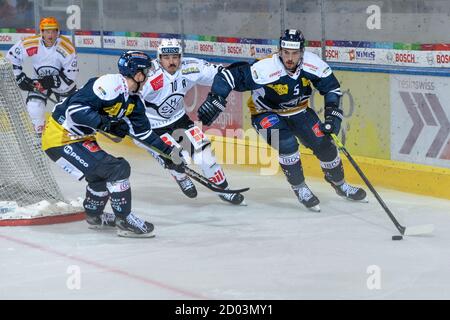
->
xmin=6 ymin=17 xmax=78 ymax=135
xmin=140 ymin=38 xmax=244 ymax=205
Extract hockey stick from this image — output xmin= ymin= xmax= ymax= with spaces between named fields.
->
xmin=99 ymin=131 xmax=249 ymax=194
xmin=330 ymin=133 xmax=434 ymax=237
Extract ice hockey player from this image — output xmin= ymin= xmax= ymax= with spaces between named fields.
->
xmin=6 ymin=17 xmax=78 ymax=135
xmin=139 ymin=38 xmax=244 ymax=205
xmin=41 ymin=51 xmax=185 ymax=237
xmin=197 ymin=29 xmax=367 ymax=212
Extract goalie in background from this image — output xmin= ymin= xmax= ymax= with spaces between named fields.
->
xmin=197 ymin=29 xmax=367 ymax=212
xmin=6 ymin=16 xmax=78 ymax=135
xmin=41 ymin=51 xmax=185 ymax=238
xmin=139 ymin=38 xmax=245 ymax=205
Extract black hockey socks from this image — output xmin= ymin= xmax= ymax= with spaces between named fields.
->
xmin=279 ymin=151 xmax=305 ymax=186
xmin=84 ymin=184 xmax=109 ymax=216
xmin=107 ymin=179 xmax=132 ymax=218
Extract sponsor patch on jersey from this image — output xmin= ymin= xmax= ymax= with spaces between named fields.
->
xmin=303 ymin=62 xmax=318 ymax=71
xmin=82 ymin=140 xmax=101 ymax=153
xmin=150 ymin=73 xmax=164 ymax=90
xmin=322 ymin=66 xmax=332 ymax=77
xmin=181 ymin=66 xmax=200 ymax=74
xmin=56 ymin=47 xmax=67 ymax=58
xmin=267 ymin=84 xmax=289 ymax=95
xmin=312 ymin=122 xmax=324 ymax=137
xmin=269 ymin=70 xmax=282 ymax=78
xmin=301 ymin=77 xmax=310 ymax=87
xmin=26 ymin=46 xmax=38 ymax=57
xmin=260 ymin=115 xmax=280 ymax=129
xmin=97 ymin=86 xmax=107 ymax=96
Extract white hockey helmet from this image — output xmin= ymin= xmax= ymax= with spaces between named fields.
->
xmin=157 ymin=38 xmax=183 ymax=58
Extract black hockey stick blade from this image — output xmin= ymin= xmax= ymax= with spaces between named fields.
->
xmin=183 ymin=166 xmax=250 ymax=194
xmin=125 ymin=133 xmax=249 ymax=194
xmin=330 ymin=133 xmax=433 ymax=237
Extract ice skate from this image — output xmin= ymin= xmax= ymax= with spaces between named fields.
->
xmin=115 ymin=212 xmax=155 ymax=238
xmin=86 ymin=212 xmax=116 ymax=230
xmin=292 ymin=183 xmax=321 ymax=212
xmin=174 ymin=175 xmax=197 ymax=198
xmin=325 ymin=176 xmax=367 ymax=202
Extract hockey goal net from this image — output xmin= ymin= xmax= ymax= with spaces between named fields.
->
xmin=0 ymin=56 xmax=84 ymax=226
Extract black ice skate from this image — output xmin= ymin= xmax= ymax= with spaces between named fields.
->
xmin=219 ymin=192 xmax=246 ymax=206
xmin=292 ymin=183 xmax=321 ymax=212
xmin=174 ymin=175 xmax=198 ymax=198
xmin=325 ymin=176 xmax=367 ymax=202
xmin=86 ymin=212 xmax=116 ymax=229
xmin=115 ymin=212 xmax=155 ymax=238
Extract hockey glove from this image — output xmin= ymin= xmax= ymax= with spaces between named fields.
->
xmin=38 ymin=75 xmax=61 ymax=90
xmin=197 ymin=93 xmax=227 ymax=126
xmin=320 ymin=103 xmax=343 ymax=135
xmin=98 ymin=116 xmax=129 ymax=138
xmin=161 ymin=146 xmax=186 ymax=173
xmin=16 ymin=72 xmax=34 ymax=91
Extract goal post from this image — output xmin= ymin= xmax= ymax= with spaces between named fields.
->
xmin=0 ymin=56 xmax=84 ymax=226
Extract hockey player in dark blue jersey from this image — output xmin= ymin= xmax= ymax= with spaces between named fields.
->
xmin=197 ymin=29 xmax=367 ymax=212
xmin=42 ymin=51 xmax=185 ymax=237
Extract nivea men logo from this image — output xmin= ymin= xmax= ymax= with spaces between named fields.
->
xmin=63 ymin=145 xmax=89 ymax=168
xmin=157 ymin=93 xmax=184 ymax=118
xmin=161 ymin=47 xmax=180 ymax=54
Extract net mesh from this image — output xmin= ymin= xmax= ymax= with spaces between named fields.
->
xmin=0 ymin=57 xmax=64 ymax=207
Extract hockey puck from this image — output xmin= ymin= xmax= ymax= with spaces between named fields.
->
xmin=392 ymin=235 xmax=403 ymax=241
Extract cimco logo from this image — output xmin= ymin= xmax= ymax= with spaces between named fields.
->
xmin=63 ymin=145 xmax=89 ymax=167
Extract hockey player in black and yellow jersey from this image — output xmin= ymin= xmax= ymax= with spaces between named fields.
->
xmin=198 ymin=29 xmax=367 ymax=212
xmin=42 ymin=51 xmax=184 ymax=237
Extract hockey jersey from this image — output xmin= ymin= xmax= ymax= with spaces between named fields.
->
xmin=42 ymin=74 xmax=166 ymax=153
xmin=211 ymin=51 xmax=342 ymax=116
xmin=7 ymin=34 xmax=78 ymax=94
xmin=141 ymin=57 xmax=221 ymax=128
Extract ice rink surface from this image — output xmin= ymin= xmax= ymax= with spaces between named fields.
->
xmin=1 ymin=141 xmax=449 ymax=300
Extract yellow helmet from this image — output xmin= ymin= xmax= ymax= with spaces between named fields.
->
xmin=39 ymin=17 xmax=59 ymax=31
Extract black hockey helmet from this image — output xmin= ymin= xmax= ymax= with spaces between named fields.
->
xmin=118 ymin=51 xmax=152 ymax=78
xmin=279 ymin=29 xmax=305 ymax=51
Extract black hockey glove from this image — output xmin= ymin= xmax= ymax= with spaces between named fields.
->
xmin=197 ymin=93 xmax=227 ymax=126
xmin=38 ymin=75 xmax=61 ymax=90
xmin=161 ymin=146 xmax=186 ymax=173
xmin=320 ymin=103 xmax=343 ymax=135
xmin=16 ymin=72 xmax=34 ymax=91
xmin=98 ymin=116 xmax=129 ymax=138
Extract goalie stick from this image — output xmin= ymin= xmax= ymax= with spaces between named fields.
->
xmin=99 ymin=131 xmax=250 ymax=195
xmin=330 ymin=133 xmax=434 ymax=237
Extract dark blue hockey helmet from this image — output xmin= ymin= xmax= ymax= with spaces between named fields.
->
xmin=118 ymin=51 xmax=152 ymax=78
xmin=279 ymin=29 xmax=305 ymax=51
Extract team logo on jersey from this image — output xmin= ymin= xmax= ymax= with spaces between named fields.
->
xmin=157 ymin=93 xmax=184 ymax=118
xmin=36 ymin=66 xmax=59 ymax=77
xmin=260 ymin=115 xmax=279 ymax=129
xmin=267 ymin=84 xmax=289 ymax=95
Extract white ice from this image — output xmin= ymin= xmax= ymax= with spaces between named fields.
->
xmin=1 ymin=142 xmax=450 ymax=300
